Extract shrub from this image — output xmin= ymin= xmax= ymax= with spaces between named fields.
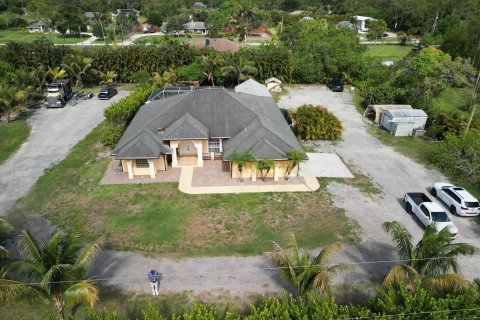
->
xmin=432 ymin=129 xmax=480 ymax=186
xmin=292 ymin=104 xmax=343 ymax=141
xmin=102 ymin=85 xmax=154 ymax=147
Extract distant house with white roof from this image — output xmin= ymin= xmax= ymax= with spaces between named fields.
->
xmin=354 ymin=16 xmax=375 ymax=32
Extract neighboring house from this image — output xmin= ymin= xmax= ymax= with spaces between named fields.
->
xmin=112 ymin=9 xmax=140 ymax=18
xmin=183 ymin=21 xmax=207 ymax=34
xmin=27 ymin=21 xmax=46 ymax=33
xmin=235 ymin=79 xmax=271 ymax=97
xmin=85 ymin=12 xmax=96 ymax=21
xmin=189 ymin=38 xmax=241 ymax=52
xmin=354 ymin=16 xmax=375 ymax=32
xmin=193 ymin=1 xmax=207 ymax=8
xmin=112 ymin=88 xmax=304 ymax=181
xmin=265 ymin=77 xmax=283 ymax=92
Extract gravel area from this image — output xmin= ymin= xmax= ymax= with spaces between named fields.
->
xmin=0 ymin=92 xmax=129 ymax=215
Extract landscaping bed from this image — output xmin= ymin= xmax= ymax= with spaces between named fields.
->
xmin=10 ymin=123 xmax=357 ymax=257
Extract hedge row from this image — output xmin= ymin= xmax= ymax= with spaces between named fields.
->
xmin=102 ymin=85 xmax=155 ymax=147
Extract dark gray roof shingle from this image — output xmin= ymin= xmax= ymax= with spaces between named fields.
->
xmin=112 ymin=89 xmax=303 ymax=160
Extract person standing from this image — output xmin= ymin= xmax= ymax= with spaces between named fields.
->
xmin=148 ymin=269 xmax=159 ymax=295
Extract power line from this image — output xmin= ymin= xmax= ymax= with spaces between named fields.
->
xmin=0 ymin=255 xmax=478 ymax=287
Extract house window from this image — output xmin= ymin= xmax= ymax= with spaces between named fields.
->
xmin=208 ymin=139 xmax=220 ymax=153
xmin=136 ymin=159 xmax=149 ymax=168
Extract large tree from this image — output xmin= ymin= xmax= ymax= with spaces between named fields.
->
xmin=269 ymin=233 xmax=349 ymax=297
xmin=382 ymin=221 xmax=476 ymax=294
xmin=0 ymin=229 xmax=104 ymax=320
xmin=220 ymin=53 xmax=258 ymax=85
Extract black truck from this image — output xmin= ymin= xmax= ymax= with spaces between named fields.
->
xmin=45 ymin=79 xmax=73 ymax=108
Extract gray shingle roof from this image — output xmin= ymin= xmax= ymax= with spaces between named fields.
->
xmin=112 ymin=89 xmax=304 ymax=160
xmin=28 ymin=21 xmax=45 ymax=28
xmin=234 ymin=79 xmax=271 ymax=97
xmin=183 ymin=21 xmax=206 ymax=30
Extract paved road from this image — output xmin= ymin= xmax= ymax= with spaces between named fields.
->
xmin=0 ymin=92 xmax=129 ymax=215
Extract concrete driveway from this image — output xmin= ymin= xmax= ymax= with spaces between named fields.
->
xmin=300 ymin=153 xmax=354 ymax=178
xmin=0 ymin=91 xmax=129 ymax=215
xmin=278 ymin=85 xmax=480 ymax=284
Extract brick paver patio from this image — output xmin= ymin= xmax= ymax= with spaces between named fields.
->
xmin=192 ymin=160 xmax=306 ymax=187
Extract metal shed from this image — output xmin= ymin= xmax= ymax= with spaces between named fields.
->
xmin=380 ymin=109 xmax=428 ymax=136
xmin=363 ymin=104 xmax=412 ymax=124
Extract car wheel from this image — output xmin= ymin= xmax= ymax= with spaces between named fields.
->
xmin=406 ymin=203 xmax=412 ymax=214
xmin=430 ymin=188 xmax=437 ymax=197
xmin=450 ymin=205 xmax=456 ymax=215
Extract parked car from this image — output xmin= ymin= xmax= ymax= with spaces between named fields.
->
xmin=98 ymin=87 xmax=118 ymax=100
xmin=430 ymin=183 xmax=480 ymax=217
xmin=328 ymin=79 xmax=344 ymax=92
xmin=404 ymin=192 xmax=458 ymax=238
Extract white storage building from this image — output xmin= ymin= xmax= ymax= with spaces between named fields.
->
xmin=380 ymin=109 xmax=428 ymax=136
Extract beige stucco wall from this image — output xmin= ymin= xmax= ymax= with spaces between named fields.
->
xmin=121 ymin=155 xmax=166 ymax=177
xmin=170 ymin=139 xmax=208 ymax=155
xmin=231 ymin=160 xmax=298 ymax=179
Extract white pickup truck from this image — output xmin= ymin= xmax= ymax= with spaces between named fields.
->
xmin=404 ymin=193 xmax=458 ymax=238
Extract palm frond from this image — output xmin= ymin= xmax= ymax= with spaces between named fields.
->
xmin=422 ymin=274 xmax=471 ymax=294
xmin=312 ymin=243 xmax=342 ymax=267
xmin=16 ymin=230 xmax=42 ymax=265
xmin=0 ymin=279 xmax=44 ymax=302
xmin=75 ymin=236 xmax=104 ymax=271
xmin=63 ymin=279 xmax=98 ymax=308
xmin=382 ymin=221 xmax=414 ymax=261
xmin=382 ymin=264 xmax=418 ymax=289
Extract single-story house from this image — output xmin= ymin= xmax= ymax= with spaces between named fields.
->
xmin=112 ymin=9 xmax=140 ymax=18
xmin=183 ymin=21 xmax=207 ymax=34
xmin=265 ymin=77 xmax=283 ymax=92
xmin=234 ymin=79 xmax=271 ymax=97
xmin=363 ymin=104 xmax=412 ymax=124
xmin=112 ymin=88 xmax=305 ymax=181
xmin=27 ymin=21 xmax=46 ymax=33
xmin=189 ymin=38 xmax=241 ymax=52
xmin=354 ymin=16 xmax=375 ymax=32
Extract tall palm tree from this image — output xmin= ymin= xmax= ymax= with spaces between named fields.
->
xmin=61 ymin=55 xmax=98 ymax=87
xmin=228 ymin=149 xmax=255 ymax=182
xmin=220 ymin=54 xmax=258 ymax=85
xmin=382 ymin=221 xmax=476 ymax=294
xmin=0 ymin=229 xmax=104 ymax=320
xmin=202 ymin=54 xmax=218 ymax=87
xmin=269 ymin=233 xmax=349 ymax=297
xmin=285 ymin=149 xmax=307 ymax=179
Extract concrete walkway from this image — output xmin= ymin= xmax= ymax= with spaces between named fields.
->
xmin=178 ymin=166 xmax=320 ymax=194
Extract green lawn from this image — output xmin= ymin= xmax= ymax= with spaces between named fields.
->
xmin=0 ymin=28 xmax=90 ymax=44
xmin=431 ymin=86 xmax=477 ymax=118
xmin=366 ymin=45 xmax=414 ymax=62
xmin=0 ymin=119 xmax=31 ymax=165
xmin=10 ymin=123 xmax=357 ymax=257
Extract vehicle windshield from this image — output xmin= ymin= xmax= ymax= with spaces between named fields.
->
xmin=47 ymin=87 xmax=59 ymax=92
xmin=465 ymin=201 xmax=480 ymax=208
xmin=432 ymin=212 xmax=450 ymax=222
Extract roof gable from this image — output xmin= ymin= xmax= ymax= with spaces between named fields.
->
xmin=234 ymin=79 xmax=271 ymax=97
xmin=163 ymin=112 xmax=209 ymax=139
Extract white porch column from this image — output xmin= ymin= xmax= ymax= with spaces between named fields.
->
xmin=126 ymin=160 xmax=134 ymax=180
xmin=251 ymin=163 xmax=256 ymax=182
xmin=170 ymin=142 xmax=179 ymax=167
xmin=274 ymin=162 xmax=280 ymax=182
xmin=147 ymin=159 xmax=156 ymax=178
xmin=194 ymin=142 xmax=203 ymax=166
xmin=219 ymin=139 xmax=223 ymax=152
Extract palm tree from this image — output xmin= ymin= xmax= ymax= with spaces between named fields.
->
xmin=285 ymin=149 xmax=307 ymax=180
xmin=48 ymin=66 xmax=67 ymax=81
xmin=61 ymin=55 xmax=98 ymax=87
xmin=220 ymin=54 xmax=258 ymax=85
xmin=202 ymin=54 xmax=218 ymax=87
xmin=0 ymin=85 xmax=28 ymax=122
xmin=0 ymin=218 xmax=13 ymax=262
xmin=228 ymin=149 xmax=255 ymax=182
xmin=269 ymin=233 xmax=349 ymax=297
xmin=382 ymin=221 xmax=476 ymax=294
xmin=98 ymin=71 xmax=118 ymax=86
xmin=149 ymin=70 xmax=177 ymax=88
xmin=0 ymin=229 xmax=104 ymax=320
xmin=257 ymin=159 xmax=274 ymax=182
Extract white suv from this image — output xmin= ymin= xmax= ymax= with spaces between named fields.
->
xmin=431 ymin=182 xmax=480 ymax=217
